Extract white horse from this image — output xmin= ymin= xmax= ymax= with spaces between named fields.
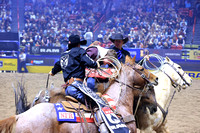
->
xmin=136 ymin=55 xmax=192 ymax=133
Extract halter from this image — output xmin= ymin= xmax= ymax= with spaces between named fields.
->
xmin=125 ymin=63 xmax=154 ymax=86
xmin=163 ymin=62 xmax=190 ymax=87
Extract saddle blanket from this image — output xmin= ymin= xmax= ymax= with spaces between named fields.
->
xmin=54 ymin=94 xmax=116 ymax=123
xmin=54 ymin=103 xmax=94 ymax=123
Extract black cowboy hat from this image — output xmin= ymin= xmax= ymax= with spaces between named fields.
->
xmin=109 ymin=33 xmax=128 ymax=44
xmin=68 ymin=35 xmax=87 ymax=45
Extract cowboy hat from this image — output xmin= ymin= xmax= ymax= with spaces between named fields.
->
xmin=109 ymin=33 xmax=128 ymax=44
xmin=68 ymin=35 xmax=87 ymax=45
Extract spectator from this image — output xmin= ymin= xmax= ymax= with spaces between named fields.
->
xmin=19 ymin=50 xmax=28 ymax=73
xmin=156 ymin=42 xmax=163 ymax=49
xmin=163 ymin=42 xmax=170 ymax=49
xmin=0 ymin=51 xmax=6 ymax=57
xmin=11 ymin=50 xmax=17 ymax=57
xmin=176 ymin=35 xmax=185 ymax=47
xmin=84 ymin=28 xmax=93 ymax=46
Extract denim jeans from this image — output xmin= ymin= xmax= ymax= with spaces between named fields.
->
xmin=87 ymin=77 xmax=96 ymax=92
xmin=65 ymin=81 xmax=85 ymax=104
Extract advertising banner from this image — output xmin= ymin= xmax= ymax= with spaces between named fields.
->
xmin=141 ymin=49 xmax=182 ymax=59
xmin=0 ymin=58 xmax=18 ymax=71
xmin=185 ymin=71 xmax=200 ymax=79
xmin=31 ymin=46 xmax=61 ymax=55
xmin=124 ymin=48 xmax=141 ymax=60
xmin=26 ymin=58 xmax=58 ymax=66
xmin=189 ymin=50 xmax=200 ymax=60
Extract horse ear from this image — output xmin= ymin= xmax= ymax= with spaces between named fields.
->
xmin=165 ymin=56 xmax=171 ymax=62
xmin=125 ymin=55 xmax=131 ymax=64
xmin=132 ymin=55 xmax=136 ymax=63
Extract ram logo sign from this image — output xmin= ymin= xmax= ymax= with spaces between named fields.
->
xmin=31 ymin=46 xmax=61 ymax=55
xmin=40 ymin=48 xmax=60 ymax=53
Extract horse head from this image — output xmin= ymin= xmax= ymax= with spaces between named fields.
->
xmin=123 ymin=56 xmax=158 ymax=115
xmin=163 ymin=57 xmax=192 ymax=89
xmin=125 ymin=55 xmax=158 ymax=87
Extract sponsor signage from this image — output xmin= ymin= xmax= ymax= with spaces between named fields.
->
xmin=126 ymin=49 xmax=183 ymax=60
xmin=27 ymin=58 xmax=56 ymax=66
xmin=186 ymin=71 xmax=200 ymax=79
xmin=189 ymin=50 xmax=200 ymax=60
xmin=0 ymin=58 xmax=18 ymax=71
xmin=142 ymin=49 xmax=182 ymax=59
xmin=125 ymin=48 xmax=141 ymax=60
xmin=31 ymin=46 xmax=61 ymax=55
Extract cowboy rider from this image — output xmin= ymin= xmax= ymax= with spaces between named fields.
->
xmin=109 ymin=33 xmax=131 ymax=63
xmin=49 ymin=35 xmax=98 ymax=104
xmin=49 ymin=35 xmax=111 ymax=133
xmin=109 ymin=33 xmax=150 ymax=63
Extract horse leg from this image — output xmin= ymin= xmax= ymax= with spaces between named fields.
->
xmin=135 ymin=111 xmax=155 ymax=133
xmin=126 ymin=122 xmax=137 ymax=133
xmin=155 ymin=119 xmax=170 ymax=133
xmin=0 ymin=116 xmax=16 ymax=133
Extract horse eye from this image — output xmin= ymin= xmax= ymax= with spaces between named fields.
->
xmin=178 ymin=66 xmax=181 ymax=69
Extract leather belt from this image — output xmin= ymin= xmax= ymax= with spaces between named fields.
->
xmin=66 ymin=77 xmax=83 ymax=85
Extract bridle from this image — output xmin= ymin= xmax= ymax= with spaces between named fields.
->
xmin=163 ymin=62 xmax=190 ymax=88
xmin=125 ymin=63 xmax=156 ymax=87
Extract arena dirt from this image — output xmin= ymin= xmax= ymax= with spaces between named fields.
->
xmin=0 ymin=73 xmax=199 ymax=133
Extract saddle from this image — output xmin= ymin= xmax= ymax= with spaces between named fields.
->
xmin=62 ymin=92 xmax=103 ymax=113
xmin=62 ymin=96 xmax=91 ymax=112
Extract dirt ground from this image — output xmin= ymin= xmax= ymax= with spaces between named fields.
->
xmin=0 ymin=73 xmax=200 ymax=133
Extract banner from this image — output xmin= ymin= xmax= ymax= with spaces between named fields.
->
xmin=0 ymin=32 xmax=19 ymax=41
xmin=124 ymin=48 xmax=141 ymax=60
xmin=26 ymin=58 xmax=58 ymax=66
xmin=0 ymin=41 xmax=19 ymax=51
xmin=0 ymin=58 xmax=18 ymax=71
xmin=185 ymin=71 xmax=200 ymax=79
xmin=189 ymin=50 xmax=200 ymax=60
xmin=141 ymin=49 xmax=182 ymax=59
xmin=31 ymin=46 xmax=61 ymax=55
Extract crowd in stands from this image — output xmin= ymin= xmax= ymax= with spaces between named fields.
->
xmin=97 ymin=0 xmax=193 ymax=50
xmin=0 ymin=0 xmax=12 ymax=32
xmin=19 ymin=0 xmax=107 ymax=53
xmin=0 ymin=0 xmax=196 ymax=53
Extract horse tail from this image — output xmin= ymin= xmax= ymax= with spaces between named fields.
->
xmin=0 ymin=116 xmax=16 ymax=133
xmin=12 ymin=78 xmax=31 ymax=115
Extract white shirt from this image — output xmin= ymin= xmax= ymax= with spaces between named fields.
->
xmin=84 ymin=32 xmax=93 ymax=40
xmin=19 ymin=53 xmax=26 ymax=61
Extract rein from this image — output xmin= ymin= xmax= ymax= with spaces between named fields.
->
xmin=45 ymin=74 xmax=50 ymax=102
xmin=164 ymin=62 xmax=190 ymax=87
xmin=98 ymin=62 xmax=157 ymax=117
xmin=147 ymin=60 xmax=179 ymax=88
